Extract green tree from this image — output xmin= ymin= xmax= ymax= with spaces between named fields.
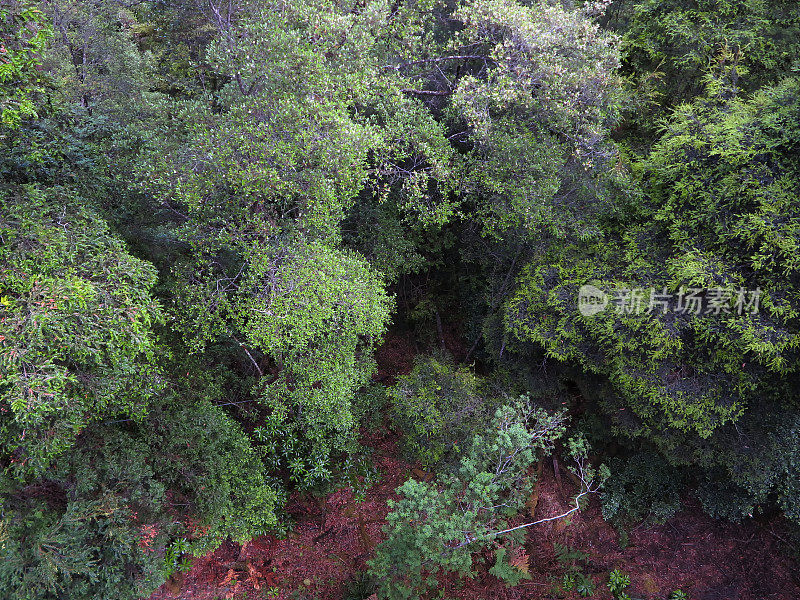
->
xmin=0 ymin=1 xmax=51 ymax=128
xmin=617 ymin=0 xmax=800 ymax=130
xmin=40 ymin=0 xmax=156 ymax=116
xmin=388 ymin=355 xmax=491 ymax=467
xmin=0 ymin=185 xmax=163 ymax=474
xmin=370 ymin=402 xmax=605 ymax=599
xmin=502 ymin=77 xmax=800 ymax=523
xmin=0 ymin=398 xmax=281 ymax=600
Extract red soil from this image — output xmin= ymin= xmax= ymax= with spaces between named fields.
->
xmin=439 ymin=464 xmax=800 ymax=600
xmin=373 ymin=330 xmax=416 ymax=384
xmin=148 ymin=445 xmax=800 ymax=600
xmin=149 ymin=429 xmax=410 ymax=600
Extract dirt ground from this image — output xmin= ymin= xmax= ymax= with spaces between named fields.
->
xmin=149 ymin=332 xmax=800 ymax=600
xmin=148 ymin=441 xmax=800 ymax=600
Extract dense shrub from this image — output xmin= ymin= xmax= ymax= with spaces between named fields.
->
xmin=0 ymin=399 xmax=281 ymax=600
xmin=601 ymin=452 xmax=683 ymax=525
xmin=388 ymin=355 xmax=494 ymax=467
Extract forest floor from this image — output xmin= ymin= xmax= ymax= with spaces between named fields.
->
xmin=149 ymin=332 xmax=800 ymax=600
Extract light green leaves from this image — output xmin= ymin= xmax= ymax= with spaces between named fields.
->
xmin=0 ymin=2 xmax=51 ymax=128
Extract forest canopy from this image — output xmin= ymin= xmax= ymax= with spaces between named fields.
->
xmin=1 ymin=0 xmax=799 ymax=598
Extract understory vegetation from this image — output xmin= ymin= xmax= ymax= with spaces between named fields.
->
xmin=1 ymin=0 xmax=799 ymax=598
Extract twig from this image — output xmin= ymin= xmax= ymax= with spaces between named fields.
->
xmin=768 ymin=528 xmax=799 ymax=552
xmin=229 ymin=332 xmax=264 ymax=377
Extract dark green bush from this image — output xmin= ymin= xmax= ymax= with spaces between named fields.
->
xmin=696 ymin=478 xmax=758 ymax=522
xmin=601 ymin=452 xmax=683 ymax=525
xmin=0 ymin=399 xmax=282 ymax=600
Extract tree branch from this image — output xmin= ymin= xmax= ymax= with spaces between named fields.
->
xmin=229 ymin=332 xmax=264 ymax=377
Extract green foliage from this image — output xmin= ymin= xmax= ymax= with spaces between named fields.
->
xmin=607 ymin=568 xmax=631 ymax=600
xmin=622 ymin=0 xmax=800 ymax=111
xmin=669 ymin=590 xmax=689 ymax=600
xmin=601 ymin=452 xmax=683 ymax=525
xmin=695 ymin=478 xmax=757 ymax=522
xmin=4 ymin=0 xmax=800 ymax=593
xmin=0 ymin=483 xmax=166 ymax=600
xmin=646 ymin=79 xmax=800 ymax=285
xmin=239 ymin=240 xmax=393 ymax=486
xmin=352 ymin=382 xmax=389 ymax=431
xmin=142 ymin=400 xmax=283 ymax=545
xmin=0 ymin=185 xmax=163 ymax=474
xmin=450 ymin=0 xmax=625 ymax=238
xmin=502 ymin=77 xmax=800 ymax=525
xmin=343 ymin=570 xmax=378 ymax=600
xmin=504 ymin=251 xmax=746 ymax=437
xmin=488 ymin=546 xmax=530 ymax=586
xmin=130 ymin=0 xmax=628 ymax=498
xmin=312 ymin=451 xmax=383 ymax=505
xmin=40 ymin=0 xmax=157 ymax=117
xmin=137 ymin=0 xmax=458 ymax=238
xmin=575 ymin=572 xmax=596 ymax=597
xmin=342 ymin=201 xmax=430 ymax=281
xmin=452 ymin=0 xmax=623 ymax=149
xmin=554 ymin=542 xmax=590 ymax=567
xmin=163 ymin=537 xmax=192 ymax=580
xmin=0 ymin=398 xmax=281 ymax=600
xmin=554 ymin=543 xmax=595 ymax=597
xmin=0 ymin=1 xmax=51 ymax=128
xmin=388 ymin=355 xmax=492 ymax=467
xmin=369 ymin=400 xmax=567 ymax=599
